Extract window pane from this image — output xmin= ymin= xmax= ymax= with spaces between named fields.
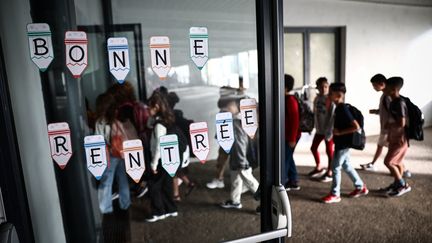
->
xmin=283 ymin=33 xmax=304 ymax=89
xmin=310 ymin=33 xmax=335 ymax=84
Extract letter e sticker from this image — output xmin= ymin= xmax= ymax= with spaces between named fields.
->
xmin=189 ymin=122 xmax=210 ymax=163
xmin=48 ymin=122 xmax=72 ymax=169
xmin=84 ymin=135 xmax=107 ymax=180
xmin=160 ymin=134 xmax=180 ymax=177
xmin=189 ymin=27 xmax=208 ymax=70
xmin=123 ymin=139 xmax=145 ymax=183
xmin=107 ymin=37 xmax=130 ymax=84
xmin=27 ymin=23 xmax=54 ymax=72
xmin=65 ymin=31 xmax=88 ymax=78
xmin=215 ymin=112 xmax=235 ymax=153
xmin=150 ymin=36 xmax=171 ymax=80
xmin=240 ymin=98 xmax=258 ymax=138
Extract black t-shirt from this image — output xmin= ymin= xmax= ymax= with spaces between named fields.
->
xmin=389 ymin=97 xmax=407 ymax=121
xmin=333 ymin=103 xmax=355 ymax=150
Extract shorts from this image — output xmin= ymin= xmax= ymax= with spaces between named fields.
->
xmin=384 ymin=141 xmax=408 ymax=166
xmin=377 ymin=133 xmax=388 ymax=147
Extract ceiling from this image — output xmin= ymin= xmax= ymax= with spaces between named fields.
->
xmin=340 ymin=0 xmax=432 ymax=7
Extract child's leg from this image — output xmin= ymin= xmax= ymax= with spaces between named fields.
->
xmin=310 ymin=134 xmax=325 ymax=169
xmin=114 ymin=157 xmax=131 ymax=210
xmin=341 ymin=152 xmax=364 ymax=189
xmin=286 ymin=143 xmax=298 ymax=183
xmin=230 ymin=170 xmax=243 ymax=204
xmin=216 ymin=147 xmax=229 ymax=180
xmin=384 ymin=142 xmax=408 ymax=182
xmin=325 ymin=138 xmax=334 ymax=176
xmin=239 ymin=168 xmax=259 ymax=194
xmin=98 ymin=156 xmax=117 ymax=214
xmin=161 ymin=171 xmax=177 ymax=213
xmin=148 ymin=171 xmax=165 ymax=216
xmin=330 ymin=149 xmax=345 ymax=197
xmin=173 ymin=177 xmax=180 ymax=199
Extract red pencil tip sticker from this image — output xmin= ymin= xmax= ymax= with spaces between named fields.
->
xmin=48 ymin=122 xmax=72 ymax=169
xmin=189 ymin=122 xmax=210 ymax=164
xmin=65 ymin=31 xmax=88 ymax=79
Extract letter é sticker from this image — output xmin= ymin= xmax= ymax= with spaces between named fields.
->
xmin=216 ymin=112 xmax=235 ymax=153
xmin=123 ymin=139 xmax=145 ymax=183
xmin=189 ymin=27 xmax=208 ymax=70
xmin=84 ymin=135 xmax=107 ymax=180
xmin=107 ymin=37 xmax=130 ymax=84
xmin=160 ymin=134 xmax=180 ymax=177
xmin=27 ymin=23 xmax=54 ymax=72
xmin=150 ymin=36 xmax=171 ymax=80
xmin=47 ymin=122 xmax=72 ymax=169
xmin=240 ymin=98 xmax=258 ymax=138
xmin=65 ymin=31 xmax=88 ymax=78
xmin=189 ymin=122 xmax=210 ymax=164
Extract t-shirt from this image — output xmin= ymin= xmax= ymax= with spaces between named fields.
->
xmin=387 ymin=97 xmax=407 ymax=145
xmin=378 ymin=94 xmax=391 ymax=134
xmin=333 ymin=103 xmax=355 ymax=150
xmin=285 ymin=95 xmax=301 ymax=143
xmin=313 ymin=94 xmax=335 ymax=138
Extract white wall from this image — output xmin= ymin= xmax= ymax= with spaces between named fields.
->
xmin=284 ymin=0 xmax=432 ymax=135
xmin=0 ymin=0 xmax=66 ymax=242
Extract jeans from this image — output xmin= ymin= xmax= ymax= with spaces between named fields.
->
xmin=331 ymin=148 xmax=364 ymax=196
xmin=98 ymin=156 xmax=131 ymax=214
xmin=283 ymin=143 xmax=298 ymax=184
xmin=230 ymin=168 xmax=259 ymax=204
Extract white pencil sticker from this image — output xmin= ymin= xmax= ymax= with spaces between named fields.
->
xmin=160 ymin=134 xmax=180 ymax=177
xmin=216 ymin=112 xmax=235 ymax=153
xmin=240 ymin=98 xmax=258 ymax=138
xmin=123 ymin=139 xmax=145 ymax=183
xmin=27 ymin=23 xmax=54 ymax=72
xmin=107 ymin=37 xmax=130 ymax=84
xmin=150 ymin=36 xmax=171 ymax=80
xmin=48 ymin=122 xmax=72 ymax=169
xmin=189 ymin=122 xmax=210 ymax=164
xmin=84 ymin=135 xmax=107 ymax=180
xmin=65 ymin=31 xmax=88 ymax=78
xmin=189 ymin=27 xmax=208 ymax=70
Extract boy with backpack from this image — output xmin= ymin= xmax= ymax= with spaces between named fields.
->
xmin=322 ymin=83 xmax=368 ymax=203
xmin=382 ymin=77 xmax=412 ymax=197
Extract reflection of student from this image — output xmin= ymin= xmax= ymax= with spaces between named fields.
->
xmin=220 ymin=99 xmax=259 ymax=209
xmin=95 ymin=93 xmax=131 ymax=214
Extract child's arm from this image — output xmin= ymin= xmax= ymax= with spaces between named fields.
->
xmin=334 ymin=120 xmax=360 ymax=136
xmin=151 ymin=123 xmax=167 ymax=173
xmin=398 ymin=117 xmax=406 ymax=128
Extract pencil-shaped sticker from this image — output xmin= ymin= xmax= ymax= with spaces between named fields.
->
xmin=123 ymin=139 xmax=145 ymax=183
xmin=107 ymin=37 xmax=130 ymax=84
xmin=84 ymin=135 xmax=107 ymax=180
xmin=150 ymin=36 xmax=171 ymax=80
xmin=65 ymin=31 xmax=88 ymax=78
xmin=189 ymin=122 xmax=210 ymax=164
xmin=160 ymin=134 xmax=180 ymax=177
xmin=189 ymin=27 xmax=208 ymax=70
xmin=216 ymin=112 xmax=235 ymax=154
xmin=48 ymin=122 xmax=72 ymax=169
xmin=27 ymin=23 xmax=54 ymax=72
xmin=240 ymin=98 xmax=259 ymax=138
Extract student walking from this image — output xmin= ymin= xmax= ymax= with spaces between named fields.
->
xmin=322 ymin=83 xmax=368 ymax=203
xmin=309 ymin=77 xmax=335 ymax=182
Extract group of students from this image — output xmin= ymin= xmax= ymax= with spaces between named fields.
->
xmin=284 ymin=73 xmax=413 ymax=203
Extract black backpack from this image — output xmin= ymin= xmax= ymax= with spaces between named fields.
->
xmin=165 ymin=125 xmax=188 ymax=164
xmin=400 ymin=96 xmax=424 ymax=141
xmin=294 ymin=93 xmax=314 ymax=134
xmin=346 ymin=104 xmax=366 ymax=150
xmin=173 ymin=109 xmax=195 ymax=157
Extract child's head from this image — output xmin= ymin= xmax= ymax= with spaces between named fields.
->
xmin=284 ymin=74 xmax=294 ymax=94
xmin=384 ymin=77 xmax=403 ymax=98
xmin=148 ymin=91 xmax=175 ymax=125
xmin=329 ymin=82 xmax=346 ymax=104
xmin=315 ymin=77 xmax=329 ymax=95
xmin=95 ymin=92 xmax=115 ymax=122
xmin=370 ymin=74 xmax=386 ymax=92
xmin=226 ymin=99 xmax=240 ymax=115
xmin=117 ymin=103 xmax=135 ymax=124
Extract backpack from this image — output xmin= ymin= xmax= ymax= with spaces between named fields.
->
xmin=163 ymin=123 xmax=189 ymax=164
xmin=110 ymin=119 xmax=139 ymax=158
xmin=173 ymin=109 xmax=195 ymax=157
xmin=345 ymin=104 xmax=366 ymax=150
xmin=400 ymin=96 xmax=424 ymax=141
xmin=294 ymin=93 xmax=314 ymax=134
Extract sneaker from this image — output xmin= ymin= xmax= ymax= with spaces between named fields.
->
xmin=112 ymin=192 xmax=119 ymax=201
xmin=308 ymin=168 xmax=326 ymax=178
xmin=206 ymin=179 xmax=224 ymax=189
xmin=403 ymin=170 xmax=412 ymax=178
xmin=388 ymin=183 xmax=411 ymax=197
xmin=360 ymin=162 xmax=377 ymax=171
xmin=319 ymin=175 xmax=332 ymax=183
xmin=220 ymin=200 xmax=242 ymax=209
xmin=136 ymin=185 xmax=149 ymax=199
xmin=379 ymin=182 xmax=397 ymax=194
xmin=285 ymin=182 xmax=301 ymax=191
xmin=145 ymin=214 xmax=165 ymax=223
xmin=164 ymin=211 xmax=178 ymax=218
xmin=322 ymin=194 xmax=341 ymax=204
xmin=349 ymin=185 xmax=369 ymax=198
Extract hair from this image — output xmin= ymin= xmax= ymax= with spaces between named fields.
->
xmin=117 ymin=103 xmax=135 ymax=125
xmin=370 ymin=74 xmax=386 ymax=84
xmin=167 ymin=92 xmax=180 ymax=109
xmin=284 ymin=74 xmax=294 ymax=92
xmin=95 ymin=92 xmax=116 ymax=124
xmin=148 ymin=91 xmax=175 ymax=126
xmin=329 ymin=82 xmax=346 ymax=94
xmin=108 ymin=81 xmax=136 ymax=107
xmin=315 ymin=77 xmax=328 ymax=87
xmin=385 ymin=77 xmax=404 ymax=90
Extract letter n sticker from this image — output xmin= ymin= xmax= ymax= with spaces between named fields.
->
xmin=123 ymin=139 xmax=145 ymax=183
xmin=160 ymin=134 xmax=180 ymax=177
xmin=107 ymin=37 xmax=130 ymax=84
xmin=150 ymin=36 xmax=171 ymax=80
xmin=48 ymin=122 xmax=72 ymax=169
